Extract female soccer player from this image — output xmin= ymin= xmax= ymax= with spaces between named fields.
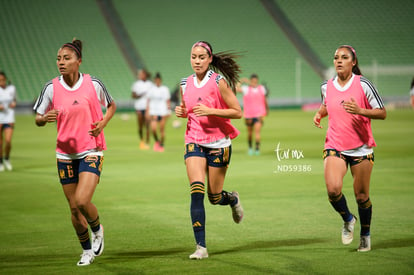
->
xmin=313 ymin=45 xmax=386 ymax=252
xmin=33 ymin=39 xmax=116 ymax=266
xmin=0 ymin=71 xmax=16 ymax=171
xmin=146 ymin=72 xmax=170 ymax=152
xmin=131 ymin=69 xmax=153 ymax=150
xmin=175 ymin=41 xmax=244 ymax=259
xmin=237 ymin=74 xmax=268 ymax=155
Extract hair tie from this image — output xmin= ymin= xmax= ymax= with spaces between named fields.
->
xmin=192 ymin=42 xmax=212 ymax=56
xmin=63 ymin=43 xmax=82 ymax=58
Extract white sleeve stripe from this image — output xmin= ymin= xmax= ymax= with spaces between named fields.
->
xmin=180 ymin=77 xmax=187 ymax=94
xmin=320 ymin=80 xmax=328 ymax=103
xmin=34 ymin=80 xmax=53 ymax=111
xmin=361 ymin=77 xmax=384 ymax=108
xmin=180 ymin=78 xmax=187 ymax=86
xmin=91 ymin=77 xmax=113 ymax=104
xmin=215 ymin=74 xmax=223 ymax=86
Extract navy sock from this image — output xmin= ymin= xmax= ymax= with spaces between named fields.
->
xmin=190 ymin=181 xmax=206 ymax=247
xmin=77 ymin=229 xmax=91 ymax=250
xmin=208 ymin=191 xmax=237 ymax=206
xmin=358 ymin=198 xmax=372 ymax=236
xmin=255 ymin=142 xmax=260 ymax=151
xmin=88 ymin=216 xmax=101 ymax=233
xmin=329 ymin=193 xmax=353 ymax=222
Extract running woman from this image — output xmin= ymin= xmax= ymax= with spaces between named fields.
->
xmin=0 ymin=71 xmax=16 ymax=171
xmin=313 ymin=45 xmax=386 ymax=252
xmin=33 ymin=39 xmax=116 ymax=266
xmin=237 ymin=74 xmax=268 ymax=155
xmin=175 ymin=41 xmax=244 ymax=259
xmin=131 ymin=69 xmax=153 ymax=150
xmin=146 ymin=72 xmax=170 ymax=152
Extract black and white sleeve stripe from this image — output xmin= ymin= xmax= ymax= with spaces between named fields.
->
xmin=33 ymin=80 xmax=53 ymax=112
xmin=320 ymin=80 xmax=328 ymax=104
xmin=180 ymin=77 xmax=187 ymax=87
xmin=360 ymin=76 xmax=384 ymax=109
xmin=180 ymin=77 xmax=188 ymax=94
xmin=91 ymin=76 xmax=113 ymax=105
xmin=215 ymin=73 xmax=224 ymax=86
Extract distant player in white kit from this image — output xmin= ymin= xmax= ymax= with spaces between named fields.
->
xmin=146 ymin=72 xmax=170 ymax=152
xmin=0 ymin=71 xmax=16 ymax=171
xmin=131 ymin=69 xmax=153 ymax=150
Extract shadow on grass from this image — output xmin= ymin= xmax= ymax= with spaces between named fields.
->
xmin=214 ymin=237 xmax=328 ymax=255
xmin=0 ymin=252 xmax=74 ymax=271
xmin=104 ymin=238 xmax=327 ymax=260
xmin=107 ymin=247 xmax=188 ymax=259
xmin=374 ymin=237 xmax=414 ymax=250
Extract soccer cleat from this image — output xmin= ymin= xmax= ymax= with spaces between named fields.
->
xmin=153 ymin=142 xmax=164 ymax=152
xmin=189 ymin=245 xmax=208 ymax=260
xmin=139 ymin=141 xmax=150 ymax=150
xmin=77 ymin=250 xmax=95 ymax=266
xmin=255 ymin=150 xmax=260 ymax=156
xmin=357 ymin=235 xmax=371 ymax=252
xmin=342 ymin=215 xmax=357 ymax=245
xmin=230 ymin=191 xmax=244 ymax=224
xmin=0 ymin=164 xmax=4 ymax=172
xmin=3 ymin=159 xmax=12 ymax=171
xmin=248 ymin=148 xmax=254 ymax=156
xmin=91 ymin=225 xmax=104 ymax=256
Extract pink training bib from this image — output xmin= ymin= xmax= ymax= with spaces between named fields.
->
xmin=183 ymin=72 xmax=239 ymax=144
xmin=324 ymin=75 xmax=376 ymax=151
xmin=243 ymin=85 xmax=266 ymax=118
xmin=52 ymin=74 xmax=106 ymax=154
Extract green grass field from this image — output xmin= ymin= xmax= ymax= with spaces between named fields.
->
xmin=0 ymin=109 xmax=413 ymax=274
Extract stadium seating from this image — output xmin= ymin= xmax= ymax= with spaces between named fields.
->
xmin=1 ymin=0 xmax=413 ymax=107
xmin=0 ymin=0 xmax=131 ymax=104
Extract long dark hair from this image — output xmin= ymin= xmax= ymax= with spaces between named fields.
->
xmin=193 ymin=41 xmax=242 ymax=92
xmin=338 ymin=45 xmax=361 ymax=75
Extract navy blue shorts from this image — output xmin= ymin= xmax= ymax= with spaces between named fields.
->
xmin=184 ymin=143 xmax=232 ymax=168
xmin=1 ymin=123 xmax=13 ymax=130
xmin=57 ymin=155 xmax=104 ymax=184
xmin=137 ymin=110 xmax=146 ymax=116
xmin=323 ymin=149 xmax=374 ymax=167
xmin=245 ymin=117 xmax=262 ymax=127
xmin=151 ymin=115 xmax=163 ymax=122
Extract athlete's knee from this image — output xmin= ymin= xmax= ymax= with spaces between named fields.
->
xmin=326 ymin=181 xmax=343 ymax=197
xmin=357 ymin=197 xmax=371 ymax=208
xmin=328 ymin=191 xmax=342 ymax=202
xmin=70 ymin=206 xmax=83 ymax=220
xmin=75 ymin=197 xmax=90 ymax=212
xmin=355 ymin=189 xmax=369 ymax=202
